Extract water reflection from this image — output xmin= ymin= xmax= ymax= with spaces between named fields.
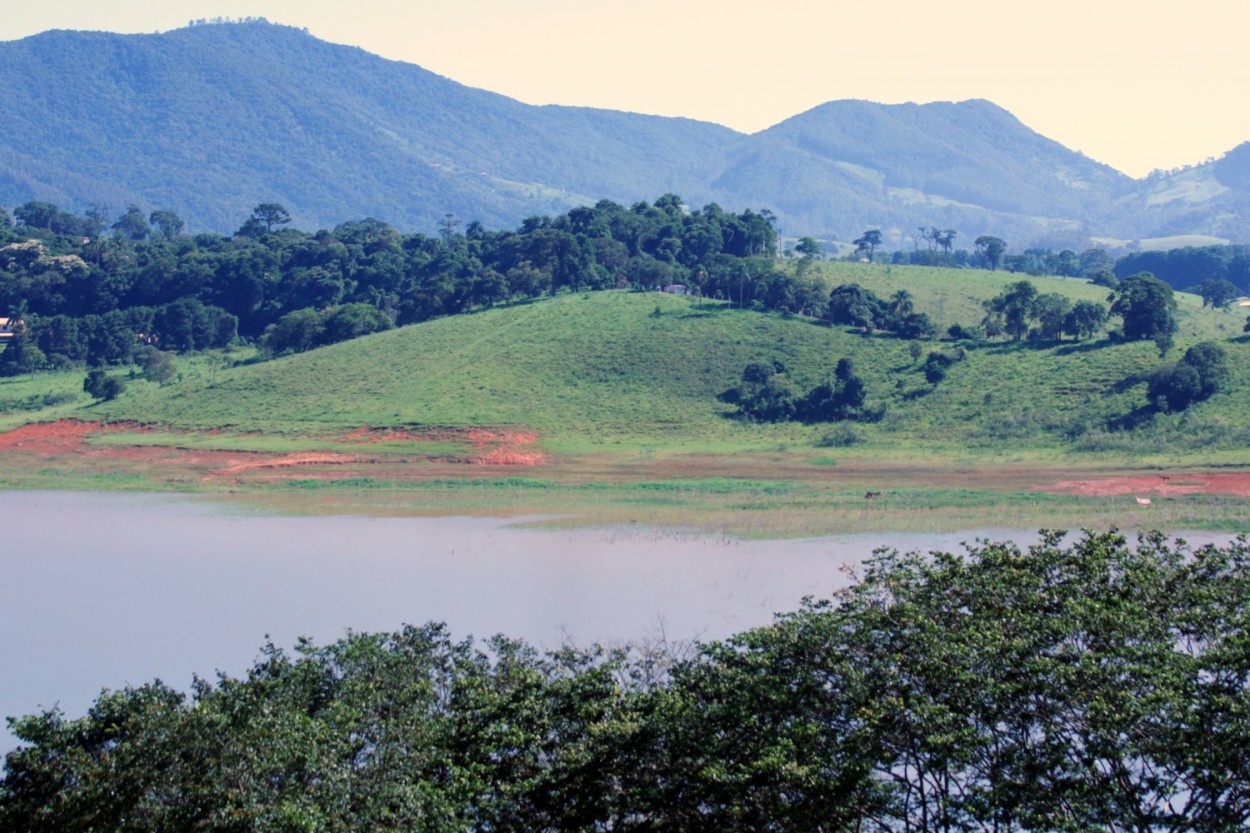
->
xmin=0 ymin=491 xmax=1232 ymax=753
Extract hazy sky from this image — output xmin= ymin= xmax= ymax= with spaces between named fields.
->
xmin=4 ymin=0 xmax=1246 ymax=178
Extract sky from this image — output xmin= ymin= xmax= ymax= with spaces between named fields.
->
xmin=3 ymin=0 xmax=1247 ymax=179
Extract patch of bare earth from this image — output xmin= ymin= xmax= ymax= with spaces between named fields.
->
xmin=0 ymin=420 xmax=140 ymax=454
xmin=0 ymin=419 xmax=547 ymax=485
xmin=1043 ymin=473 xmax=1250 ymax=498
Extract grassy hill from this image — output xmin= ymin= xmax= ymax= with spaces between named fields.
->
xmin=72 ymin=263 xmax=1248 ymax=463
xmin=4 ymin=262 xmax=1248 ymax=534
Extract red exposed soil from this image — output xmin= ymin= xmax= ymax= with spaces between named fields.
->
xmin=0 ymin=420 xmax=147 ymax=454
xmin=1043 ymin=473 xmax=1250 ymax=498
xmin=2 ymin=419 xmax=1244 ymax=494
xmin=0 ymin=419 xmax=546 ymax=484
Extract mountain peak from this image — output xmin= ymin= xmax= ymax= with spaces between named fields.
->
xmin=0 ymin=24 xmax=1246 ymax=243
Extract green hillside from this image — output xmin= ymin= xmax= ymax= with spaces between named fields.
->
xmin=83 ymin=264 xmax=1249 ymax=463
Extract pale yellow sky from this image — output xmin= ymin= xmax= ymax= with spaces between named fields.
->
xmin=5 ymin=0 xmax=1247 ymax=178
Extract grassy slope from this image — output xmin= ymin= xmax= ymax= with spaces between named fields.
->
xmin=75 ymin=262 xmax=1250 ymax=464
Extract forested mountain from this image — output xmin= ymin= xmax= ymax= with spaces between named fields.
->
xmin=3 ymin=19 xmax=1250 ymax=244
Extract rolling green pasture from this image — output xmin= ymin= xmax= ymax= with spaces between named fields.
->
xmin=82 ymin=271 xmax=1250 ymax=462
xmin=3 ymin=263 xmax=1249 ymax=533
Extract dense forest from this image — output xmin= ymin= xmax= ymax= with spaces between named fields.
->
xmin=3 ymin=531 xmax=1247 ymax=832
xmin=1116 ymin=244 xmax=1250 ymax=293
xmin=0 ymin=196 xmax=788 ymax=368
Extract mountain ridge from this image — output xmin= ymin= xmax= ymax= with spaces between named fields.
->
xmin=3 ymin=20 xmax=1248 ymax=244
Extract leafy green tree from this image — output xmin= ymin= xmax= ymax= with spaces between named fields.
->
xmin=320 ymin=302 xmax=393 ymax=344
xmin=923 ymin=350 xmax=953 ymax=384
xmin=1064 ymin=299 xmax=1109 ymax=340
xmin=111 ymin=204 xmax=151 ymax=241
xmin=826 ymin=283 xmax=885 ymax=332
xmin=148 ymin=209 xmax=185 ymax=241
xmin=982 ymin=280 xmax=1037 ymax=340
xmin=1030 ymin=292 xmax=1071 ymax=340
xmin=250 ymin=202 xmax=292 ymax=233
xmin=0 ymin=332 xmax=45 ymax=377
xmin=138 ymin=348 xmax=177 ymax=384
xmin=1147 ymin=341 xmax=1229 ymax=412
xmin=83 ymin=368 xmax=125 ymax=400
xmin=853 ymin=229 xmax=882 ymax=261
xmin=1080 ymin=247 xmax=1115 ymax=276
xmin=973 ymin=235 xmax=1006 ymax=270
xmin=1199 ymin=277 xmax=1239 ymax=309
xmin=263 ymin=307 xmax=326 ymax=355
xmin=1110 ymin=272 xmax=1178 ymax=342
xmin=13 ymin=201 xmax=58 ymax=230
xmin=794 ymin=236 xmax=822 ymax=260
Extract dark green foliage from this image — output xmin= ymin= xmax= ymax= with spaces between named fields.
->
xmin=1089 ymin=268 xmax=1120 ymax=289
xmin=1200 ymin=277 xmax=1240 ymax=309
xmin=825 ymin=284 xmax=934 ymax=340
xmin=263 ymin=304 xmax=394 ymax=356
xmin=1064 ymin=299 xmax=1109 ymax=340
xmin=6 ymin=196 xmax=779 ymax=360
xmin=947 ymin=322 xmax=986 ymax=341
xmin=981 ymin=279 xmax=1038 ymax=340
xmin=1147 ymin=341 xmax=1230 ymax=412
xmin=1116 ymin=244 xmax=1250 ymax=292
xmin=1110 ymin=272 xmax=1178 ymax=342
xmin=853 ymin=229 xmax=882 ymax=261
xmin=5 ymin=532 xmax=1247 ymax=832
xmin=731 ymin=358 xmax=870 ymax=423
xmin=923 ymin=350 xmax=955 ymax=384
xmin=263 ymin=308 xmax=327 ymax=356
xmin=1029 ymin=292 xmax=1071 ymax=340
xmin=0 ymin=332 xmax=44 ymax=377
xmin=973 ymin=234 xmax=1006 ymax=270
xmin=82 ymin=368 xmax=125 ymax=400
xmin=137 ymin=348 xmax=177 ymax=385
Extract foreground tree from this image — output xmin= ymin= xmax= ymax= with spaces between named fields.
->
xmin=3 ymin=533 xmax=1248 ymax=831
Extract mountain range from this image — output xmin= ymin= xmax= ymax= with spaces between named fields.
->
xmin=3 ymin=19 xmax=1249 ymax=248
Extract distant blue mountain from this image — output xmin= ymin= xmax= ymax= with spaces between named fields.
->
xmin=2 ymin=20 xmax=1247 ymax=244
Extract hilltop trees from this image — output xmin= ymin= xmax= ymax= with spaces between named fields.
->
xmin=974 ymin=235 xmax=1006 ymax=270
xmin=825 ymin=284 xmax=935 ymax=340
xmin=853 ymin=229 xmax=882 ymax=261
xmin=0 ymin=196 xmax=787 ymax=364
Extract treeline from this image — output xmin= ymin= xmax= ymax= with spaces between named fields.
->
xmin=1116 ymin=244 xmax=1250 ymax=293
xmin=3 ymin=531 xmax=1247 ymax=831
xmin=0 ymin=195 xmax=791 ymax=368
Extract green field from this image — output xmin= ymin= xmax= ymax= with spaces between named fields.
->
xmin=3 ymin=262 xmax=1249 ymax=534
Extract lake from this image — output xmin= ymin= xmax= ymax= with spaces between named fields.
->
xmin=0 ymin=490 xmax=1233 ymax=753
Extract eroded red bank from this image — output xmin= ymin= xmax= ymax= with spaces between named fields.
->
xmin=0 ymin=419 xmax=547 ymax=481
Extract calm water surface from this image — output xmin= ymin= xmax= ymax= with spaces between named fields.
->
xmin=0 ymin=491 xmax=1233 ymax=753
